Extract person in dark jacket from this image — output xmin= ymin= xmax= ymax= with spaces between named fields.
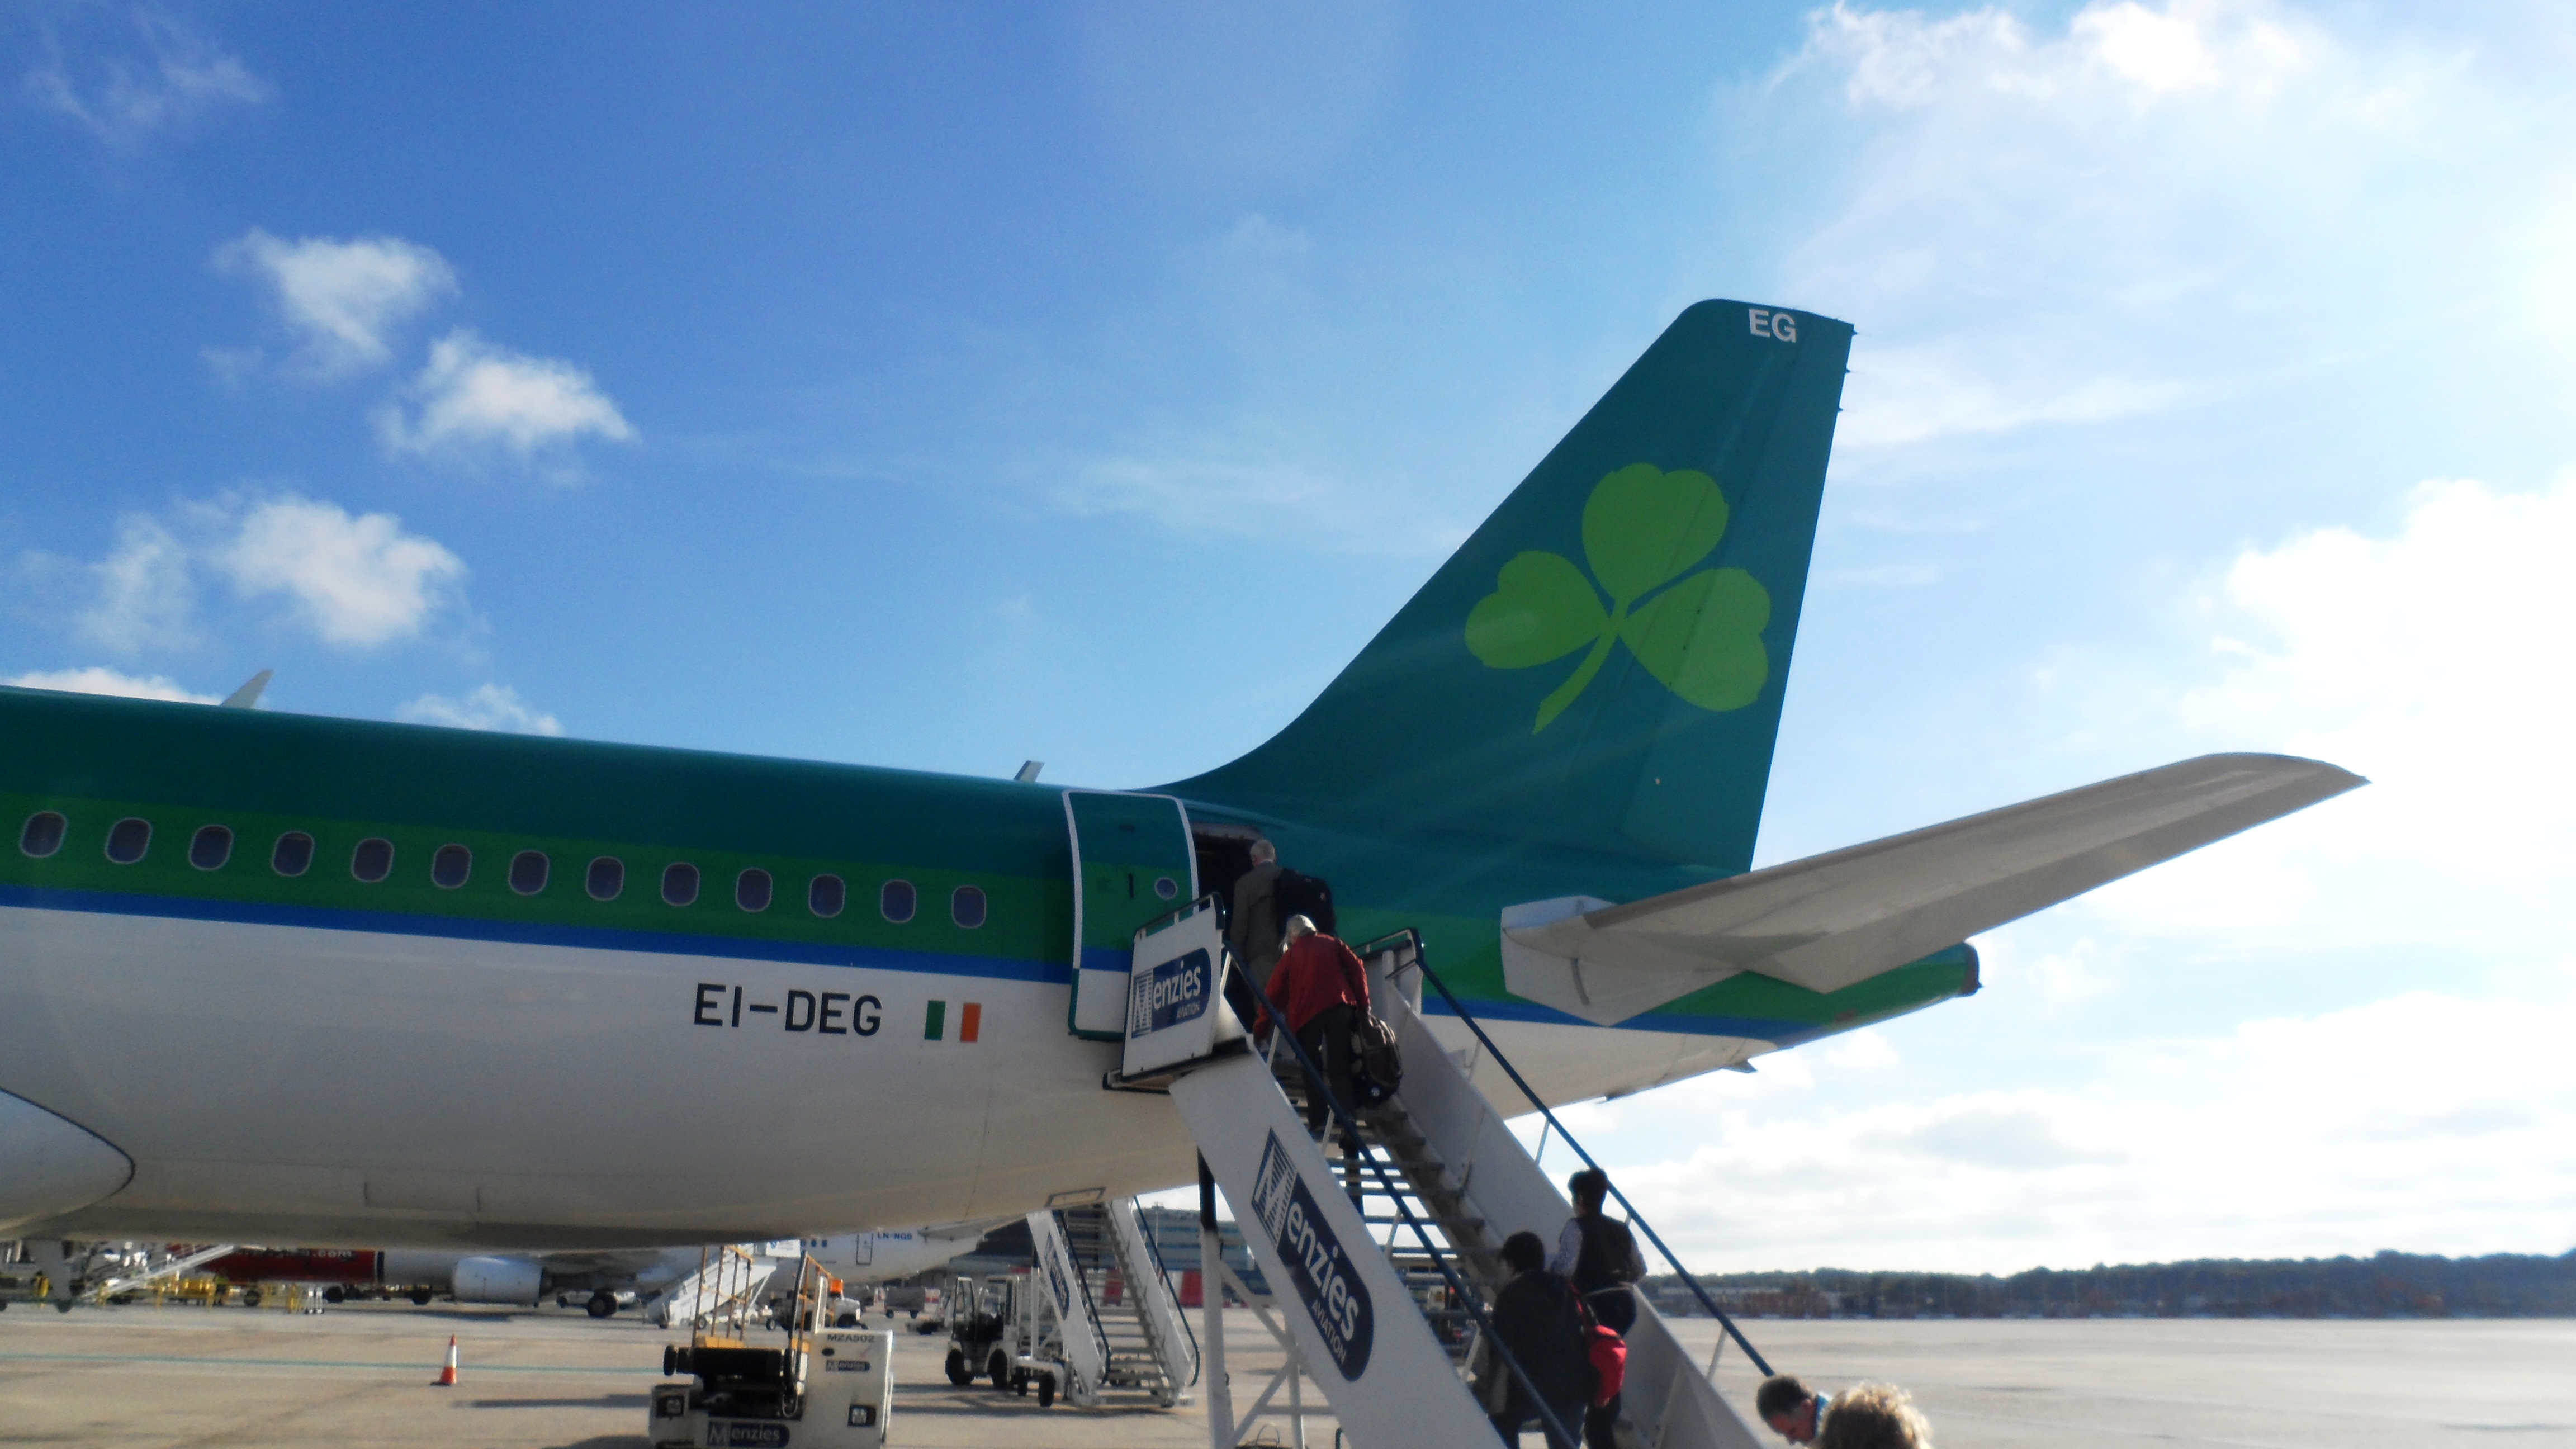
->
xmin=1254 ymin=915 xmax=1370 ymax=1156
xmin=1546 ymin=1168 xmax=1645 ymax=1446
xmin=1479 ymin=1230 xmax=1593 ymax=1448
xmin=1227 ymin=840 xmax=1285 ymax=985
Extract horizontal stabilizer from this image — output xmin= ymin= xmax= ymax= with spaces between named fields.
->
xmin=1504 ymin=752 xmax=2364 ymax=1020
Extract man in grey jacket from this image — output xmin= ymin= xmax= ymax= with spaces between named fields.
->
xmin=1228 ymin=840 xmax=1285 ymax=987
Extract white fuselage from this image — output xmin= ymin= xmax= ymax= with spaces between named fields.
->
xmin=4 ymin=904 xmax=1750 ymax=1247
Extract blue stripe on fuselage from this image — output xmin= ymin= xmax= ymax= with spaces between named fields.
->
xmin=0 ymin=883 xmax=1067 ymax=984
xmin=1 ymin=885 xmax=1811 ymax=1041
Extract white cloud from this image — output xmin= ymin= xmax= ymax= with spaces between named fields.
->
xmin=1590 ymin=981 xmax=2576 ymax=1272
xmin=76 ymin=515 xmax=195 ymax=652
xmin=378 ymin=330 xmax=636 ymax=458
xmin=214 ymin=496 xmax=466 ymax=647
xmin=1835 ymin=344 xmax=2185 ymax=450
xmin=1058 ymin=439 xmax=1470 ymax=555
xmin=216 ymin=231 xmax=457 ymax=376
xmin=1759 ymin=0 xmax=2543 ymax=456
xmin=2069 ymin=475 xmax=2576 ymax=949
xmin=397 ymin=684 xmax=563 ymax=736
xmin=5 ymin=667 xmax=215 ymax=704
xmin=1221 ymin=213 xmax=1314 ymax=262
xmin=23 ymin=13 xmax=268 ymax=147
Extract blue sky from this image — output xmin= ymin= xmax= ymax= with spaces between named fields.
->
xmin=7 ymin=1 xmax=2573 ymax=1272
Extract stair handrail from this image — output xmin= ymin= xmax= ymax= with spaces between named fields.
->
xmin=1049 ymin=1209 xmax=1118 ymax=1382
xmin=1394 ymin=944 xmax=1777 ymax=1379
xmin=1113 ymin=1197 xmax=1202 ymax=1384
xmin=1237 ymin=952 xmax=1582 ymax=1449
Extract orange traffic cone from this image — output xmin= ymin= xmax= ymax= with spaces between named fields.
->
xmin=433 ymin=1334 xmax=460 ymax=1386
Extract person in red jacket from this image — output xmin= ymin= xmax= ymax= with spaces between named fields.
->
xmin=1256 ymin=915 xmax=1370 ymax=1155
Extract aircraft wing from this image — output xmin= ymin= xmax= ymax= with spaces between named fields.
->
xmin=1502 ymin=752 xmax=2365 ymax=1024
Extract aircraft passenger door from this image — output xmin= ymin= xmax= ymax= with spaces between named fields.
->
xmin=1064 ymin=791 xmax=1199 ymax=1040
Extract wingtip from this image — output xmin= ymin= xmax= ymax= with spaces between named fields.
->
xmin=2196 ymin=751 xmax=2369 ymax=794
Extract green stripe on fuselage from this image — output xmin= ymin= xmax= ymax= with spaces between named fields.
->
xmin=1 ymin=686 xmax=1972 ymax=1041
xmin=0 ymin=688 xmax=1068 ymax=973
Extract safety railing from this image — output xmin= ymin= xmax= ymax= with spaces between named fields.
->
xmin=1237 ymin=952 xmax=1583 ymax=1449
xmin=1396 ymin=948 xmax=1775 ymax=1377
xmin=1119 ymin=1199 xmax=1202 ymax=1380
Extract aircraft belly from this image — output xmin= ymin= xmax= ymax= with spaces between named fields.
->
xmin=0 ymin=904 xmax=1191 ymax=1246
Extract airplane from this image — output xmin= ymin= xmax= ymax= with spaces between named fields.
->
xmin=0 ymin=299 xmax=2360 ymax=1257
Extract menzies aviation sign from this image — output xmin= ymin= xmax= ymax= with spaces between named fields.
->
xmin=1250 ymin=1130 xmax=1375 ymax=1379
xmin=1120 ymin=901 xmax=1236 ymax=1078
xmin=1130 ymin=948 xmax=1210 ymax=1038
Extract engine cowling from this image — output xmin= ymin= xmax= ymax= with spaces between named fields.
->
xmin=451 ymin=1255 xmax=543 ymax=1305
xmin=0 ymin=1088 xmax=134 ymax=1233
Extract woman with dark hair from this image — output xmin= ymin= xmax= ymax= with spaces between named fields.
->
xmin=1478 ymin=1230 xmax=1593 ymax=1448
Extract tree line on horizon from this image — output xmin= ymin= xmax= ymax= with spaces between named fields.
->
xmin=1644 ymin=1248 xmax=2576 ymax=1319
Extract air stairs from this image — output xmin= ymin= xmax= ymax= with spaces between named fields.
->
xmin=78 ymin=1243 xmax=239 ymax=1304
xmin=645 ymin=1244 xmax=779 ymax=1331
xmin=1024 ymin=1196 xmax=1200 ymax=1407
xmin=1113 ymin=899 xmax=1774 ymax=1449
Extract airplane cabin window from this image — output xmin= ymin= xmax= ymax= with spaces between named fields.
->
xmin=880 ymin=879 xmax=916 ymax=924
xmin=662 ymin=862 xmax=700 ymax=907
xmin=272 ymin=831 xmax=315 ymax=877
xmin=808 ymin=873 xmax=845 ymax=918
xmin=352 ymin=837 xmax=395 ymax=883
xmin=587 ymin=856 xmax=624 ymax=901
xmin=432 ymin=844 xmax=472 ymax=889
xmin=189 ymin=825 xmax=235 ymax=871
xmin=736 ymin=868 xmax=773 ymax=912
xmin=509 ymin=850 xmax=550 ymax=896
xmin=951 ymin=884 xmax=987 ymax=930
xmin=18 ymin=811 xmax=67 ymax=858
xmin=105 ymin=817 xmax=151 ymax=864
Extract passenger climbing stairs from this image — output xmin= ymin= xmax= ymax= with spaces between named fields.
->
xmin=1112 ymin=897 xmax=1775 ymax=1449
xmin=1023 ymin=1196 xmax=1199 ymax=1407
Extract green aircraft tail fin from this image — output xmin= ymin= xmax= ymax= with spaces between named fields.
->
xmin=1171 ymin=300 xmax=1853 ymax=873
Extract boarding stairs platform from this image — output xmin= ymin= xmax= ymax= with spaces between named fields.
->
xmin=1110 ymin=899 xmax=1776 ymax=1449
xmin=79 ymin=1243 xmax=239 ymax=1304
xmin=646 ymin=1244 xmax=779 ymax=1331
xmin=1024 ymin=1197 xmax=1200 ymax=1407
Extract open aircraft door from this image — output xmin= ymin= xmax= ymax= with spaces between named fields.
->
xmin=1064 ymin=791 xmax=1199 ymax=1040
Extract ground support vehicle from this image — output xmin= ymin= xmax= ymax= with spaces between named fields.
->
xmin=940 ymin=1273 xmax=1021 ymax=1389
xmin=1005 ymin=1257 xmax=1073 ymax=1409
xmin=647 ymin=1247 xmax=892 ymax=1449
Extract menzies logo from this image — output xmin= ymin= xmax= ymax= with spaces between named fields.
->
xmin=1041 ymin=1230 xmax=1076 ymax=1317
xmin=1465 ymin=465 xmax=1772 ymax=732
xmin=704 ymin=1422 xmax=789 ymax=1447
xmin=1249 ymin=1130 xmax=1375 ymax=1380
xmin=1129 ymin=948 xmax=1211 ymax=1039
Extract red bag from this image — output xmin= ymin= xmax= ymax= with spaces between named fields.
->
xmin=1585 ymin=1322 xmax=1626 ymax=1405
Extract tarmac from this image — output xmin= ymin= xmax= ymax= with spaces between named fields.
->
xmin=1 ymin=1297 xmax=2570 ymax=1447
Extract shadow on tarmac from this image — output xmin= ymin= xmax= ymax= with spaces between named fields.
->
xmin=891 ymin=1382 xmax=1185 ymax=1420
xmin=468 ymin=1394 xmax=652 ymax=1410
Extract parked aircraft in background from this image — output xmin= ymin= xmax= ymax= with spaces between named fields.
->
xmin=163 ymin=1223 xmax=991 ymax=1318
xmin=0 ymin=300 xmax=2360 ymax=1254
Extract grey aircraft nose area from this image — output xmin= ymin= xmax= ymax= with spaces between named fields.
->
xmin=2 ymin=1301 xmax=2570 ymax=1448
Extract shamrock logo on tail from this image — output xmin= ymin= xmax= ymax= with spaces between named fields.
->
xmin=1465 ymin=463 xmax=1770 ymax=732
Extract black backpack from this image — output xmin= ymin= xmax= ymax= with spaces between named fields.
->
xmin=1273 ymin=868 xmax=1336 ymax=937
xmin=1574 ymin=1216 xmax=1641 ymax=1334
